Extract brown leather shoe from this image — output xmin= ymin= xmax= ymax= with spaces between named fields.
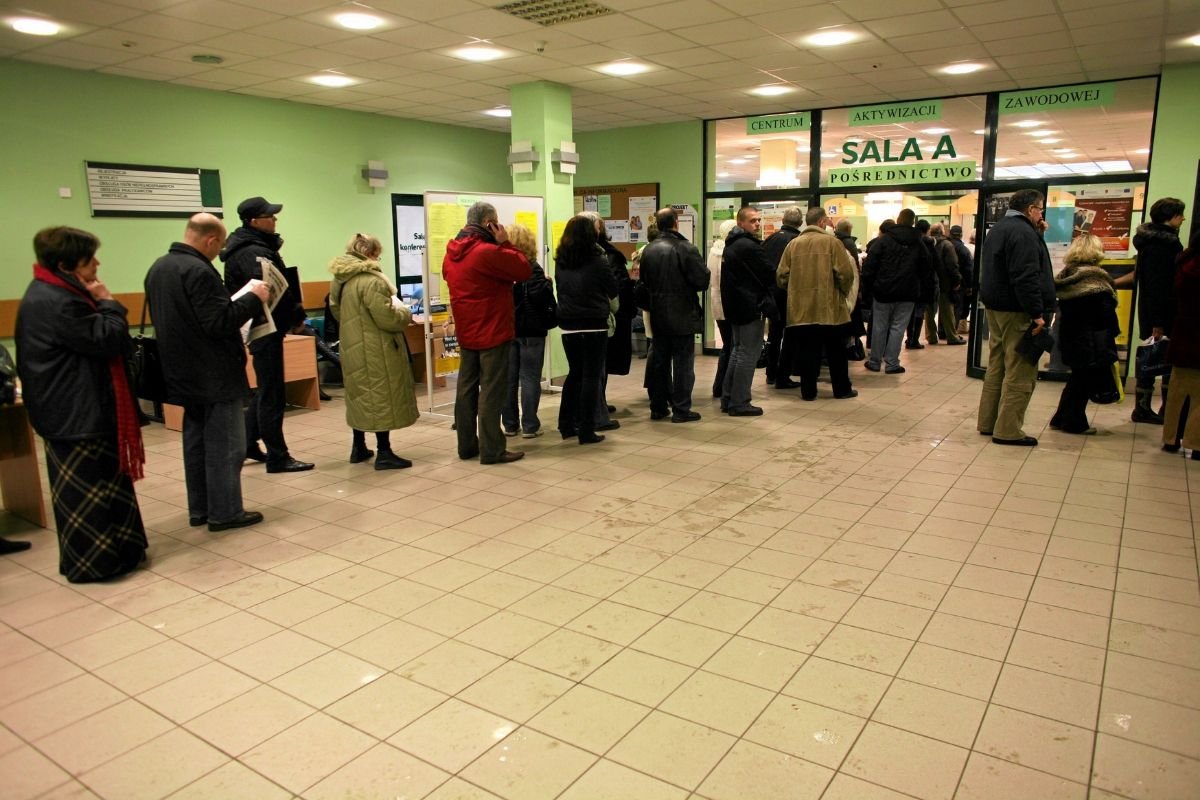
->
xmin=481 ymin=450 xmax=525 ymax=464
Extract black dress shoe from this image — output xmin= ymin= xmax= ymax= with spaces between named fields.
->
xmin=245 ymin=447 xmax=267 ymax=462
xmin=606 ymin=404 xmax=616 ymax=413
xmin=775 ymin=378 xmax=801 ymax=389
xmin=729 ymin=405 xmax=763 ymax=416
xmin=671 ymin=411 xmax=701 ymax=423
xmin=560 ymin=430 xmax=578 ymax=440
xmin=319 ymin=389 xmax=333 ymax=401
xmin=1163 ymin=442 xmax=1182 ymax=453
xmin=650 ymin=411 xmax=670 ymax=420
xmin=579 ymin=434 xmax=606 ymax=445
xmin=834 ymin=389 xmax=859 ymax=399
xmin=481 ymin=450 xmax=525 ymax=464
xmin=189 ymin=516 xmax=207 ymax=527
xmin=0 ymin=538 xmax=31 ymax=555
xmin=885 ymin=366 xmax=906 ymax=374
xmin=459 ymin=449 xmax=480 ymax=460
xmin=349 ymin=445 xmax=374 ymax=464
xmin=946 ymin=339 xmax=967 ymax=346
xmin=992 ymin=436 xmax=1038 ymax=447
xmin=374 ymin=450 xmax=412 ymax=470
xmin=208 ymin=511 xmax=264 ymax=532
xmin=266 ymin=458 xmax=314 ymax=473
xmin=596 ymin=420 xmax=621 ymax=432
xmin=906 ymin=342 xmax=925 ymax=350
xmin=864 ymin=362 xmax=881 ymax=372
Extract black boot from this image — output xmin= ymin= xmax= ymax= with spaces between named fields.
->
xmin=349 ymin=443 xmax=374 ymax=463
xmin=374 ymin=448 xmax=412 ymax=470
xmin=1131 ymin=387 xmax=1163 ymax=424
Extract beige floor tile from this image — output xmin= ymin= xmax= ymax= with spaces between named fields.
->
xmin=339 ymin=618 xmax=446 ymax=670
xmin=324 ymin=673 xmax=446 ymax=739
xmin=975 ymin=704 xmax=1094 ymax=783
xmin=938 ymin=586 xmax=1025 ymax=626
xmin=863 ymin=572 xmax=949 ymax=609
xmin=1116 ymin=568 xmax=1200 ymax=606
xmin=821 ymin=772 xmax=915 ymax=799
xmin=56 ymin=619 xmax=168 ymax=670
xmin=815 ymin=623 xmax=914 ymax=675
xmin=632 ymin=617 xmax=731 ymax=666
xmin=0 ymin=744 xmax=71 ymax=800
xmin=249 ymin=586 xmax=344 ymax=626
xmin=1104 ymin=652 xmax=1200 ymax=710
xmin=841 ymin=595 xmax=933 ymax=640
xmin=528 ymin=684 xmax=649 ymax=754
xmin=953 ymin=564 xmax=1034 ymax=599
xmin=139 ymin=661 xmax=259 ymax=723
xmin=1029 ymin=577 xmax=1113 ymax=616
xmin=564 ymin=599 xmax=662 ymax=645
xmin=397 ymin=640 xmax=505 ymax=694
xmin=1091 ymin=732 xmax=1200 ymax=800
xmin=782 ymin=656 xmax=891 ymax=717
xmin=1109 ymin=619 xmax=1200 ymax=669
xmin=0 ymin=673 xmax=127 ymax=741
xmin=242 ymin=711 xmax=374 ymax=794
xmin=34 ymin=698 xmax=174 ymax=775
xmin=218 ymin=630 xmax=328 ymax=681
xmin=388 ymin=698 xmax=515 ymax=773
xmin=459 ymin=660 xmax=574 ymax=722
xmin=514 ymin=628 xmax=620 ymax=681
xmin=956 ymin=752 xmax=1086 ymax=800
xmin=270 ymin=650 xmax=385 ymax=708
xmin=1113 ymin=592 xmax=1200 ymax=636
xmin=872 ymin=678 xmax=987 ymax=747
xmin=743 ymin=694 xmax=865 ymax=767
xmin=402 ymin=592 xmax=498 ymax=637
xmin=993 ymin=663 xmax=1101 ymax=728
xmin=842 ymin=721 xmax=969 ymax=800
xmin=305 ymin=742 xmax=450 ymax=800
xmin=184 ymin=684 xmax=313 ymax=755
xmin=967 ymin=542 xmax=1042 ymax=574
xmin=507 ymin=585 xmax=598 ymax=625
xmin=741 ymin=606 xmax=834 ymax=653
xmin=422 ymin=777 xmax=504 ymax=799
xmin=558 ymin=758 xmax=687 ymax=800
xmin=702 ymin=635 xmax=807 ymax=690
xmin=660 ymin=670 xmax=773 ymax=735
xmin=1039 ymin=555 xmax=1117 ymax=590
xmin=1099 ymin=687 xmax=1200 ymax=759
xmin=898 ymin=642 xmax=1002 ymax=700
xmin=1019 ymin=601 xmax=1110 ymax=647
xmin=456 ymin=609 xmax=556 ymax=658
xmin=919 ymin=612 xmax=1014 ymax=660
xmin=461 ymin=726 xmax=596 ymax=799
xmin=1007 ymin=630 xmax=1106 ymax=684
xmin=582 ymin=648 xmax=693 ymax=706
xmin=703 ymin=567 xmax=789 ymax=604
xmin=697 ymin=739 xmax=833 ymax=800
xmin=176 ymin=611 xmax=282 ymax=659
xmin=608 ymin=710 xmax=735 ymax=790
xmin=799 ymin=558 xmax=879 ymax=594
xmin=167 ymin=760 xmax=291 ymax=799
xmin=80 ymin=727 xmax=227 ymax=800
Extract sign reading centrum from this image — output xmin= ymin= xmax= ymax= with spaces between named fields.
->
xmin=745 ymin=112 xmax=811 ymax=135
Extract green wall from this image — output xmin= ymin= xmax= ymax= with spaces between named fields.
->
xmin=0 ymin=60 xmax=511 ymax=297
xmin=1147 ymin=63 xmax=1200 ymax=228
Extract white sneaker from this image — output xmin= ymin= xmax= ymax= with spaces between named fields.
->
xmin=521 ymin=429 xmax=544 ymax=439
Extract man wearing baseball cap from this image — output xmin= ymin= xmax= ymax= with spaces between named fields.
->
xmin=220 ymin=196 xmax=313 ymax=473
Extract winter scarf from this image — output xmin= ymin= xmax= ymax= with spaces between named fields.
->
xmin=1054 ymin=263 xmax=1115 ymax=303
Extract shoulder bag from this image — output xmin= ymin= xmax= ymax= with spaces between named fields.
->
xmin=130 ymin=300 xmax=168 ymax=403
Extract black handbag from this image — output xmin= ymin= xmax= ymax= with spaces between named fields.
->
xmin=1135 ymin=338 xmax=1171 ymax=379
xmin=846 ymin=337 xmax=866 ymax=362
xmin=130 ymin=301 xmax=167 ymax=403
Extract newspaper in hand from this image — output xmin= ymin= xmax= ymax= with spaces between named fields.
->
xmin=235 ymin=258 xmax=290 ymax=344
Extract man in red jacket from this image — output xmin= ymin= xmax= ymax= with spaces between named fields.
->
xmin=444 ymin=202 xmax=531 ymax=464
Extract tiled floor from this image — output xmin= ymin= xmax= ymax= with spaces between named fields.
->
xmin=1 ymin=342 xmax=1198 ymax=800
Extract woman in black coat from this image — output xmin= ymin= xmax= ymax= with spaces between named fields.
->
xmin=1049 ymin=234 xmax=1120 ymax=435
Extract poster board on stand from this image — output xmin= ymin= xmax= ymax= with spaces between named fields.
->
xmin=573 ymin=182 xmax=659 ymax=259
xmin=422 ymin=191 xmax=546 ymax=416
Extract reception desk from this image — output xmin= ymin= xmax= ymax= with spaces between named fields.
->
xmin=162 ymin=334 xmax=318 ymax=431
xmin=0 ymin=401 xmax=47 ymax=528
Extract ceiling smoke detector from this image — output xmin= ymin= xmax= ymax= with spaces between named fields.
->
xmin=191 ymin=54 xmax=224 ymax=65
xmin=495 ymin=0 xmax=614 ymax=26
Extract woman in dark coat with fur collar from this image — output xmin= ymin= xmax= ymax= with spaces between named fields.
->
xmin=1049 ymin=234 xmax=1120 ymax=435
xmin=1162 ymin=229 xmax=1200 ymax=458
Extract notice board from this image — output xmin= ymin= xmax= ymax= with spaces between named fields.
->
xmin=573 ymin=182 xmax=659 ymax=258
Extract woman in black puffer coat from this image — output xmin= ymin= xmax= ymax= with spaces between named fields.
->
xmin=1049 ymin=234 xmax=1120 ymax=434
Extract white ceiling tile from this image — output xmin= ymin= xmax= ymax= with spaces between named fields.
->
xmin=983 ymin=32 xmax=1069 ymax=56
xmin=228 ymin=58 xmax=311 ymax=78
xmin=951 ymin=0 xmax=1049 ymax=25
xmin=1077 ymin=38 xmax=1164 ymax=60
xmin=371 ymin=24 xmax=470 ymax=50
xmin=243 ymin=17 xmax=355 ymax=46
xmin=25 ymin=40 xmax=138 ymax=66
xmin=833 ymin=0 xmax=944 ymax=20
xmin=179 ymin=67 xmax=269 ymax=87
xmin=238 ymin=77 xmax=312 ymax=95
xmin=271 ymin=48 xmax=365 ymax=70
xmin=338 ymin=61 xmax=415 ymax=81
xmin=674 ymin=19 xmax=770 ymax=46
xmin=746 ymin=6 xmax=855 ymax=36
xmin=294 ymin=7 xmax=417 ymax=34
xmin=974 ymin=15 xmax=1065 ymax=42
xmin=316 ymin=37 xmax=411 ymax=61
xmin=711 ymin=37 xmax=796 ymax=59
xmin=433 ymin=8 xmax=539 ymax=37
xmin=379 ymin=51 xmax=462 ymax=72
xmin=600 ymin=31 xmax=698 ymax=55
xmin=103 ymin=54 xmax=209 ymax=76
xmin=627 ymin=0 xmax=736 ymax=26
xmin=160 ymin=0 xmax=282 ymax=27
xmin=863 ymin=14 xmax=964 ymax=38
xmin=10 ymin=0 xmax=142 ymax=26
xmin=554 ymin=14 xmax=659 ymax=42
xmin=192 ymin=31 xmax=299 ymax=56
xmin=887 ymin=30 xmax=974 ymax=53
xmin=114 ymin=13 xmax=237 ymax=42
xmin=650 ymin=47 xmax=727 ymax=68
xmin=489 ymin=28 xmax=591 ymax=54
xmin=222 ymin=0 xmax=331 ymax=12
xmin=996 ymin=51 xmax=1083 ymax=69
xmin=68 ymin=29 xmax=180 ymax=56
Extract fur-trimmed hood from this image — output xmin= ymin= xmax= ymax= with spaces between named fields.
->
xmin=1055 ymin=263 xmax=1115 ymax=302
xmin=1133 ymin=222 xmax=1181 ymax=249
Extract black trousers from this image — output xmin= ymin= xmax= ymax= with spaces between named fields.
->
xmin=792 ymin=324 xmax=852 ymax=399
xmin=455 ymin=342 xmax=510 ymax=462
xmin=713 ymin=319 xmax=733 ymax=397
xmin=906 ymin=303 xmax=925 ymax=344
xmin=246 ymin=333 xmax=290 ymax=464
xmin=648 ymin=333 xmax=696 ymax=415
xmin=559 ymin=331 xmax=607 ymax=439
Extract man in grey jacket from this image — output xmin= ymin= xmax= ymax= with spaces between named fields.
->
xmin=977 ymin=189 xmax=1056 ymax=446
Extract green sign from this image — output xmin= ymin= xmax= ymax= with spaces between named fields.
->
xmin=746 ymin=112 xmax=811 ymax=135
xmin=826 ymin=161 xmax=978 ymax=187
xmin=849 ymin=100 xmax=942 ymax=126
xmin=999 ymin=82 xmax=1115 ymax=114
xmin=842 ymin=136 xmax=958 ymax=165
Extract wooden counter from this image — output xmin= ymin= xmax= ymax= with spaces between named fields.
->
xmin=0 ymin=401 xmax=47 ymax=528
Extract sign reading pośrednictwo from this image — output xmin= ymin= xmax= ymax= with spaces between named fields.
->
xmin=999 ymin=82 xmax=1116 ymax=114
xmin=85 ymin=161 xmax=223 ymax=218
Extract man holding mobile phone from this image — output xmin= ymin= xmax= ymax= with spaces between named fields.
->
xmin=443 ymin=202 xmax=532 ymax=464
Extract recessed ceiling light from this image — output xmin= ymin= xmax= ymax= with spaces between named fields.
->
xmin=309 ymin=73 xmax=357 ymax=88
xmin=1186 ymin=33 xmax=1200 ymax=46
xmin=1053 ymin=148 xmax=1075 ymax=154
xmin=596 ymin=60 xmax=650 ymax=76
xmin=11 ymin=17 xmax=60 ymax=35
xmin=1134 ymin=148 xmax=1150 ymax=154
xmin=922 ymin=128 xmax=950 ymax=135
xmin=748 ymin=84 xmax=795 ymax=97
xmin=1011 ymin=120 xmax=1044 ymax=128
xmin=483 ymin=107 xmax=512 ymax=118
xmin=820 ymin=152 xmax=839 ymax=159
xmin=995 ymin=157 xmax=1011 ymax=163
xmin=973 ymin=129 xmax=987 ymax=135
xmin=1024 ymin=129 xmax=1058 ymax=136
xmin=452 ymin=45 xmax=508 ymax=62
xmin=805 ymin=29 xmax=859 ymax=47
xmin=942 ymin=62 xmax=984 ymax=74
xmin=334 ymin=11 xmax=383 ymax=30
xmin=1036 ymin=138 xmax=1061 ymax=144
xmin=717 ymin=172 xmax=731 ymax=178
xmin=728 ymin=158 xmax=747 ymax=165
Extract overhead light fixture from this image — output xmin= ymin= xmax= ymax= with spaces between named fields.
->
xmin=483 ymin=107 xmax=512 ymax=117
xmin=922 ymin=128 xmax=950 ymax=135
xmin=1052 ymin=148 xmax=1075 ymax=154
xmin=805 ymin=29 xmax=859 ymax=47
xmin=334 ymin=11 xmax=384 ymax=30
xmin=717 ymin=172 xmax=731 ymax=178
xmin=942 ymin=62 xmax=984 ymax=74
xmin=596 ymin=60 xmax=650 ymax=76
xmin=1011 ymin=120 xmax=1044 ymax=128
xmin=973 ymin=129 xmax=987 ymax=135
xmin=728 ymin=158 xmax=747 ymax=165
xmin=452 ymin=45 xmax=509 ymax=62
xmin=748 ymin=84 xmax=795 ymax=97
xmin=309 ymin=72 xmax=358 ymax=87
xmin=10 ymin=17 xmax=60 ymax=35
xmin=1186 ymin=33 xmax=1200 ymax=46
xmin=1134 ymin=147 xmax=1150 ymax=154
xmin=1036 ymin=138 xmax=1061 ymax=144
xmin=1024 ymin=129 xmax=1058 ymax=136
xmin=820 ymin=152 xmax=839 ymax=159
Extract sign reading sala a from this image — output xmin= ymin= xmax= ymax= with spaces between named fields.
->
xmin=830 ymin=134 xmax=975 ymax=186
xmin=746 ymin=112 xmax=811 ymax=135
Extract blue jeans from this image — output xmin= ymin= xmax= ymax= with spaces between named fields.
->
xmin=183 ymin=399 xmax=247 ymax=524
xmin=649 ymin=334 xmax=696 ymax=415
xmin=502 ymin=336 xmax=546 ymax=434
xmin=722 ymin=318 xmax=764 ymax=411
xmin=869 ymin=300 xmax=915 ymax=370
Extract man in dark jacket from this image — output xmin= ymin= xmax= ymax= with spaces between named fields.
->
xmin=928 ymin=223 xmax=965 ymax=345
xmin=145 ymin=214 xmax=269 ymax=531
xmin=636 ymin=208 xmax=710 ymax=422
xmin=761 ymin=206 xmax=804 ymax=388
xmin=862 ymin=209 xmax=932 ymax=374
xmin=949 ymin=225 xmax=974 ymax=335
xmin=977 ymin=188 xmax=1056 ymax=446
xmin=444 ymin=202 xmax=531 ymax=464
xmin=720 ymin=206 xmax=775 ymax=416
xmin=1130 ymin=197 xmax=1186 ymax=423
xmin=220 ymin=196 xmax=312 ymax=474
xmin=907 ymin=219 xmax=939 ymax=348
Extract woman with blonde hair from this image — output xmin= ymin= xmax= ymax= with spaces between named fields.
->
xmin=1049 ymin=233 xmax=1120 ymax=435
xmin=502 ymin=224 xmax=556 ymax=438
xmin=329 ymin=233 xmax=418 ymax=468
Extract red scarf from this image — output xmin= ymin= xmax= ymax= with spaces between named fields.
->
xmin=32 ymin=264 xmax=144 ymax=481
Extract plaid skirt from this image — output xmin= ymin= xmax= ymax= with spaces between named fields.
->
xmin=45 ymin=437 xmax=147 ymax=583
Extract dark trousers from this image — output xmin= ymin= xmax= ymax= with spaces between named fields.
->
xmin=455 ymin=342 xmax=510 ymax=462
xmin=649 ymin=333 xmax=696 ymax=415
xmin=183 ymin=399 xmax=246 ymax=524
xmin=792 ymin=324 xmax=852 ymax=399
xmin=1051 ymin=368 xmax=1100 ymax=433
xmin=713 ymin=319 xmax=733 ymax=397
xmin=246 ymin=333 xmax=289 ymax=464
xmin=559 ymin=331 xmax=607 ymax=438
xmin=906 ymin=304 xmax=925 ymax=345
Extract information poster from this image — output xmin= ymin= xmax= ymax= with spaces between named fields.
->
xmin=426 ymin=203 xmax=464 ymax=302
xmin=628 ymin=196 xmax=656 ymax=243
xmin=1074 ymin=197 xmax=1133 ymax=254
xmin=596 ymin=195 xmax=612 ymax=216
xmin=394 ymin=203 xmax=425 ymax=282
xmin=605 ymin=220 xmax=630 ymax=243
xmin=515 ymin=210 xmax=538 ymax=234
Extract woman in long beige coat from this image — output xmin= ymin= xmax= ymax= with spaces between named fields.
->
xmin=329 ymin=233 xmax=419 ymax=469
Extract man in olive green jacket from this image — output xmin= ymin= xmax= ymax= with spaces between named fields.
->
xmin=777 ymin=206 xmax=859 ymax=400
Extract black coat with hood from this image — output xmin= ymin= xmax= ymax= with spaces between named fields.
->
xmin=979 ymin=211 xmax=1056 ymax=320
xmin=556 ymin=246 xmax=617 ymax=332
xmin=512 ymin=261 xmax=557 ymax=338
xmin=635 ymin=230 xmax=710 ymax=336
xmin=601 ymin=238 xmax=635 ymax=375
xmin=1133 ymin=222 xmax=1183 ymax=339
xmin=861 ymin=224 xmax=932 ymax=304
xmin=1054 ymin=264 xmax=1119 ymax=369
xmin=721 ymin=226 xmax=776 ymax=325
xmin=220 ymin=225 xmax=305 ymax=341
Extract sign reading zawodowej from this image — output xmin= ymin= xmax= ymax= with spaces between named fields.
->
xmin=85 ymin=161 xmax=222 ymax=218
xmin=999 ymin=82 xmax=1116 ymax=114
xmin=746 ymin=112 xmax=811 ymax=134
xmin=828 ymin=134 xmax=976 ymax=186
